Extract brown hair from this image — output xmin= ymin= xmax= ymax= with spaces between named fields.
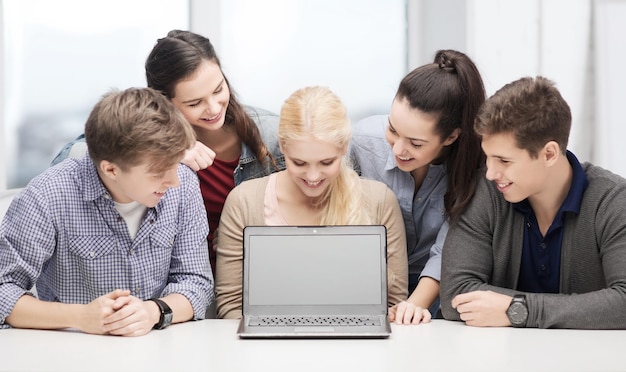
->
xmin=145 ymin=29 xmax=274 ymax=167
xmin=396 ymin=49 xmax=486 ymax=221
xmin=474 ymin=76 xmax=571 ymax=158
xmin=85 ymin=87 xmax=195 ymax=172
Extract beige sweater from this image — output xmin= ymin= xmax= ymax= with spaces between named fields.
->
xmin=215 ymin=175 xmax=409 ymax=319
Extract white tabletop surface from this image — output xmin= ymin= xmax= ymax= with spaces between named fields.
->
xmin=1 ymin=319 xmax=624 ymax=372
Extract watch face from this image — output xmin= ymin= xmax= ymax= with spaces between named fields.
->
xmin=508 ymin=302 xmax=528 ymax=325
xmin=163 ymin=312 xmax=173 ymax=327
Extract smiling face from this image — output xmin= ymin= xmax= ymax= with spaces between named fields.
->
xmin=386 ymin=97 xmax=458 ymax=174
xmin=280 ymin=135 xmax=346 ymax=200
xmin=481 ymin=132 xmax=549 ymax=203
xmin=170 ymin=59 xmax=230 ymax=133
xmin=99 ymin=159 xmax=181 ymax=208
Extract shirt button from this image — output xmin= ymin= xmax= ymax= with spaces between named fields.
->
xmin=540 ymin=243 xmax=547 ymax=249
xmin=416 ymin=197 xmax=422 ymax=202
xmin=540 ymin=264 xmax=546 ymax=271
xmin=130 ymin=249 xmax=135 ymax=255
xmin=89 ymin=251 xmax=95 ymax=258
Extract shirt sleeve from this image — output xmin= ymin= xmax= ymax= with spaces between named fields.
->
xmin=159 ymin=167 xmax=214 ymax=320
xmin=419 ymin=221 xmax=448 ymax=282
xmin=378 ymin=184 xmax=409 ymax=306
xmin=215 ymin=184 xmax=248 ymax=319
xmin=0 ymin=188 xmax=55 ymax=327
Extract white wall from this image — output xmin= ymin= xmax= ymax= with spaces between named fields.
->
xmin=192 ymin=0 xmax=608 ymax=171
xmin=0 ymin=0 xmax=626 ymax=189
xmin=0 ymin=2 xmax=5 ymax=189
xmin=209 ymin=0 xmax=407 ymax=122
xmin=465 ymin=0 xmax=595 ymax=166
xmin=594 ymin=0 xmax=626 ymax=176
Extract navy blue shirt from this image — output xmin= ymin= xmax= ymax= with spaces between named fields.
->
xmin=514 ymin=151 xmax=588 ymax=293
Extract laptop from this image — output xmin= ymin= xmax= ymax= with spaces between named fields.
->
xmin=237 ymin=225 xmax=391 ymax=339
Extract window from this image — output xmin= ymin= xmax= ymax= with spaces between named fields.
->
xmin=1 ymin=0 xmax=189 ymax=187
xmin=217 ymin=0 xmax=407 ymax=122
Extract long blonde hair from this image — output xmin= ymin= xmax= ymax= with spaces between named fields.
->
xmin=278 ymin=86 xmax=371 ymax=225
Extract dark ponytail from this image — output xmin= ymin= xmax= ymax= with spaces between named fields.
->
xmin=396 ymin=49 xmax=486 ymax=221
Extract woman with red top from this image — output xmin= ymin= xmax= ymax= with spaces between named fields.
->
xmin=53 ymin=30 xmax=285 ymax=276
xmin=145 ymin=30 xmax=285 ymax=272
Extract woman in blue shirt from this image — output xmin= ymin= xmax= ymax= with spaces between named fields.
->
xmin=350 ymin=49 xmax=486 ymax=325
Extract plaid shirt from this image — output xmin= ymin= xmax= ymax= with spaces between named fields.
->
xmin=0 ymin=156 xmax=213 ymax=327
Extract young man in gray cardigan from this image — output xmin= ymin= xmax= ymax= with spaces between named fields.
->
xmin=440 ymin=76 xmax=626 ymax=329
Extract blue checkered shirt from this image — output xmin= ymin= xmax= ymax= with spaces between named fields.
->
xmin=0 ymin=155 xmax=213 ymax=327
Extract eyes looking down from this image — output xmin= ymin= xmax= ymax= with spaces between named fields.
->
xmin=170 ymin=60 xmax=230 ymax=131
xmin=386 ymin=98 xmax=458 ymax=173
xmin=481 ymin=132 xmax=552 ymax=204
xmin=104 ymin=161 xmax=181 ymax=208
xmin=280 ymin=135 xmax=346 ymax=197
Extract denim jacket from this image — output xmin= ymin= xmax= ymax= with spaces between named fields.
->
xmin=235 ymin=106 xmax=285 ymax=184
xmin=51 ymin=105 xmax=285 ymax=185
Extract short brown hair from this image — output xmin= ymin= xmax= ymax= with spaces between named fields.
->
xmin=85 ymin=87 xmax=195 ymax=172
xmin=474 ymin=76 xmax=571 ymax=158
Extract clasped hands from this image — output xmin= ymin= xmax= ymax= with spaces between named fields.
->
xmin=79 ymin=289 xmax=160 ymax=337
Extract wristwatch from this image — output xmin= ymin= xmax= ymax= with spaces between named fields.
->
xmin=150 ymin=298 xmax=173 ymax=330
xmin=506 ymin=294 xmax=528 ymax=328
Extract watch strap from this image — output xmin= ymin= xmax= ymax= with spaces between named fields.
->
xmin=149 ymin=298 xmax=172 ymax=330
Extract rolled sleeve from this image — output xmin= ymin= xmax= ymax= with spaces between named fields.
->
xmin=0 ymin=188 xmax=55 ymax=326
xmin=419 ymin=221 xmax=447 ymax=282
xmin=375 ymin=182 xmax=409 ymax=306
xmin=161 ymin=167 xmax=214 ymax=319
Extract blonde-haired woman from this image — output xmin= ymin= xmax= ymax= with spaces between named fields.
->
xmin=215 ymin=86 xmax=408 ymax=319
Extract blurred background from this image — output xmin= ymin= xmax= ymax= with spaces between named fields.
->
xmin=0 ymin=0 xmax=623 ymax=189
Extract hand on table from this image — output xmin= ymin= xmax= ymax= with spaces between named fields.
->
xmin=451 ymin=290 xmax=512 ymax=327
xmin=389 ymin=300 xmax=432 ymax=325
xmin=102 ymin=295 xmax=161 ymax=337
xmin=77 ymin=289 xmax=131 ymax=335
xmin=79 ymin=290 xmax=160 ymax=336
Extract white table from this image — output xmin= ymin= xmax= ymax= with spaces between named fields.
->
xmin=1 ymin=319 xmax=623 ymax=372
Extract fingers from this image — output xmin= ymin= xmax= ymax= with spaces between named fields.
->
xmin=182 ymin=141 xmax=216 ymax=170
xmin=105 ymin=289 xmax=131 ymax=300
xmin=112 ymin=295 xmax=133 ymax=311
xmin=104 ymin=298 xmax=153 ymax=337
xmin=391 ymin=301 xmax=431 ymax=325
xmin=417 ymin=309 xmax=432 ymax=324
xmin=395 ymin=301 xmax=412 ymax=324
xmin=388 ymin=304 xmax=397 ymax=322
xmin=451 ymin=291 xmax=477 ymax=309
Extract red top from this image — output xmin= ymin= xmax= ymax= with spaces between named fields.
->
xmin=197 ymin=157 xmax=239 ymax=273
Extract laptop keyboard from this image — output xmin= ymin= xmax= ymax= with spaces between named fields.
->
xmin=248 ymin=316 xmax=382 ymax=327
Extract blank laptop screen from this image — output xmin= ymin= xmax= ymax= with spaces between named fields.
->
xmin=248 ymin=233 xmax=383 ymax=306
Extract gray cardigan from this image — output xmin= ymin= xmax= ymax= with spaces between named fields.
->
xmin=440 ymin=163 xmax=626 ymax=329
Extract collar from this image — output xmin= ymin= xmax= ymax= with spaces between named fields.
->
xmin=80 ymin=154 xmax=114 ymax=202
xmin=513 ymin=150 xmax=589 ymax=216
